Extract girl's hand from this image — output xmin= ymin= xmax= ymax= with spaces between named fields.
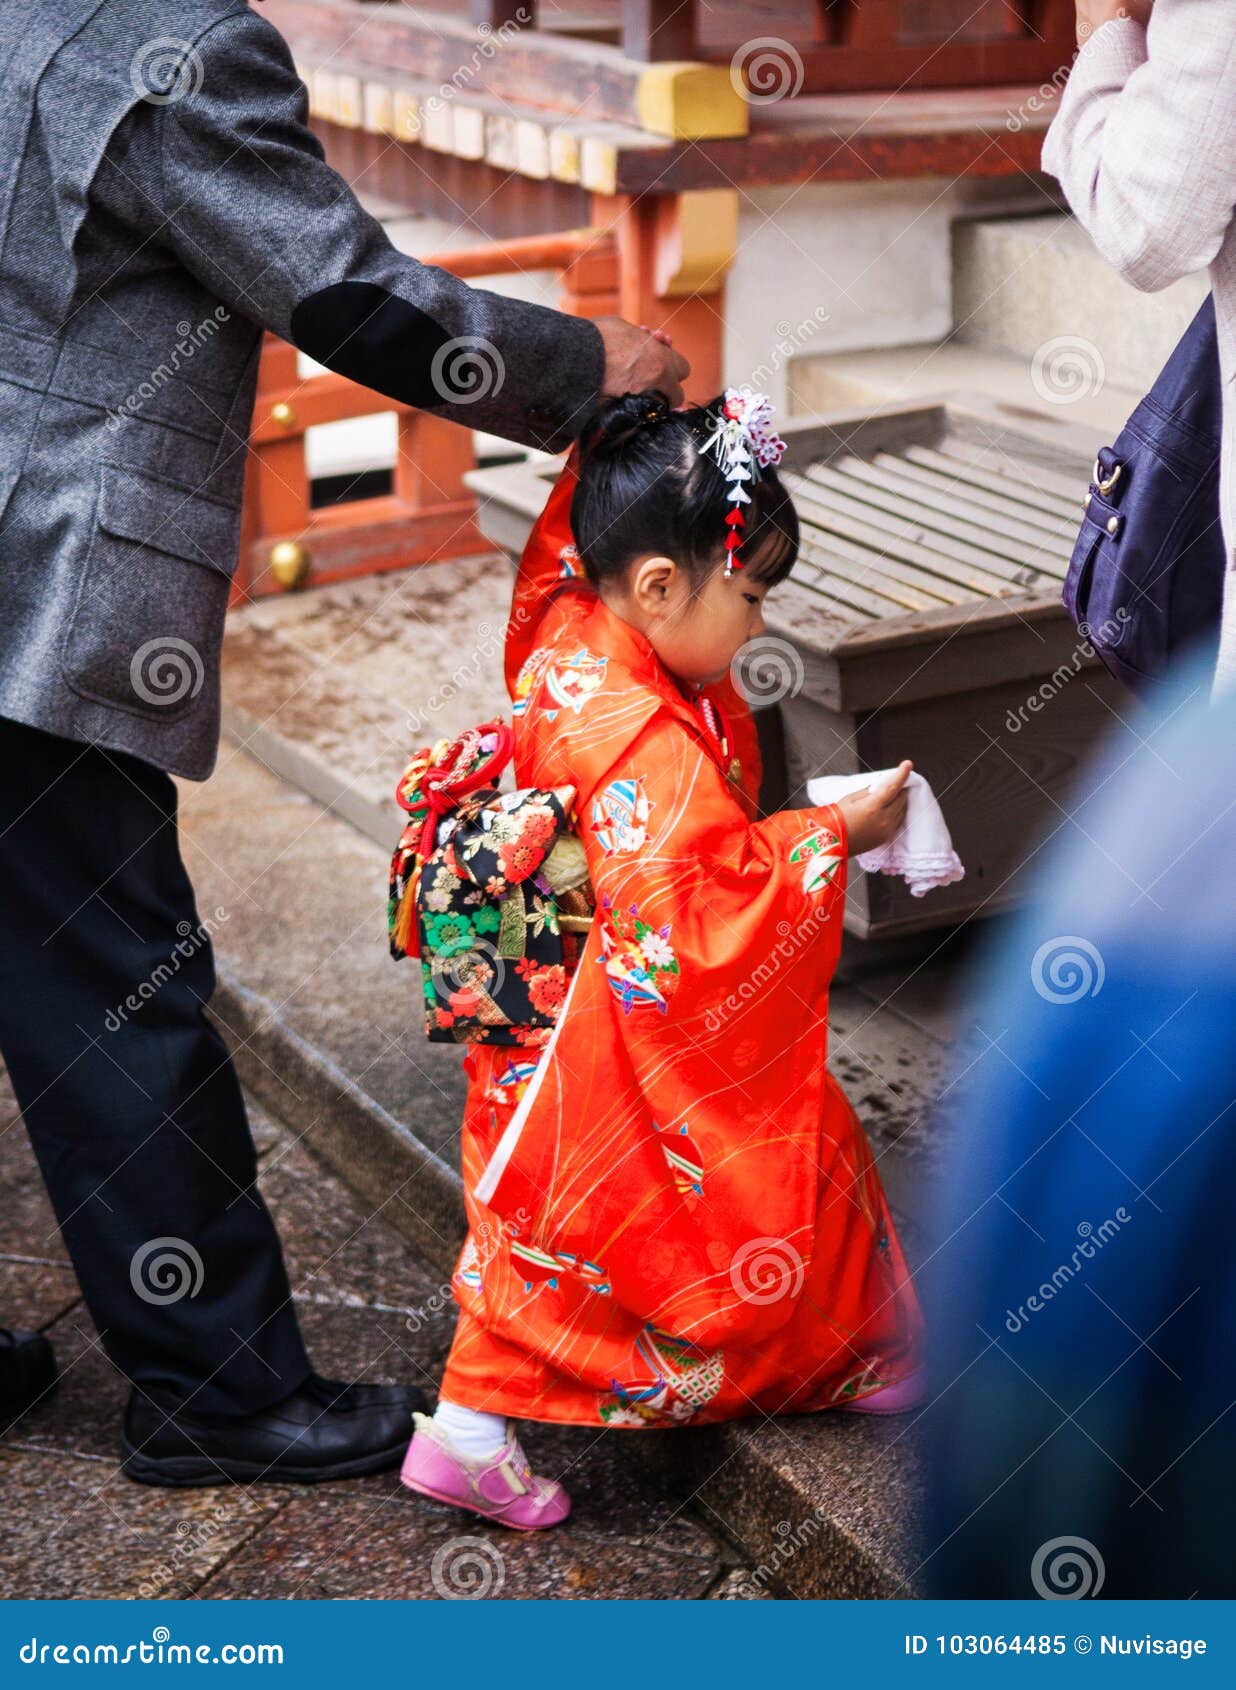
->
xmin=837 ymin=761 xmax=913 ymax=857
xmin=1076 ymin=0 xmax=1152 ymax=45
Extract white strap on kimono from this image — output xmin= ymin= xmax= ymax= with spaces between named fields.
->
xmin=806 ymin=769 xmax=965 ymax=899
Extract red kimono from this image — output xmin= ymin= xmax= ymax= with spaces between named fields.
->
xmin=439 ymin=462 xmax=923 ymax=1426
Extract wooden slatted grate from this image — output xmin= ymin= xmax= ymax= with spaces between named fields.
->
xmin=780 ymin=433 xmax=1081 ymax=629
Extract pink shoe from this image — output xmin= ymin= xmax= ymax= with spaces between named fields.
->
xmin=837 ymin=1367 xmax=927 ymax=1416
xmin=400 ymin=1413 xmax=571 ymax=1531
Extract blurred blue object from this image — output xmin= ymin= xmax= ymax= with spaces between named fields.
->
xmin=925 ymin=657 xmax=1236 ymax=1599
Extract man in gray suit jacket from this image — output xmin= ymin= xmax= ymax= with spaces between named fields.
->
xmin=0 ymin=0 xmax=686 ymax=1485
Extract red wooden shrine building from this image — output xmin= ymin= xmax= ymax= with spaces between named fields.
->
xmin=237 ymin=1 xmax=1075 ymax=599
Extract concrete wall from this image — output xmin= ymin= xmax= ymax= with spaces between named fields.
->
xmin=723 ymin=174 xmax=1051 ymax=409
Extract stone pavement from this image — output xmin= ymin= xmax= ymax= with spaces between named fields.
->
xmin=0 ymin=1078 xmax=756 ymax=1600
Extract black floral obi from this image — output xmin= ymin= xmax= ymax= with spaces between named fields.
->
xmin=388 ymin=724 xmax=593 ymax=1046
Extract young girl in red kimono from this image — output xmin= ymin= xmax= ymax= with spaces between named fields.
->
xmin=401 ymin=389 xmax=925 ymax=1529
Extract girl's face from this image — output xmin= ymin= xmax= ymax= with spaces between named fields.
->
xmin=602 ymin=553 xmax=769 ymax=688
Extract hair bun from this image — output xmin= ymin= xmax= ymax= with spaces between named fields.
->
xmin=584 ymin=390 xmax=671 ymax=460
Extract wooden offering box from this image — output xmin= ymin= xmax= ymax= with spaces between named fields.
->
xmin=468 ymin=398 xmax=1124 ymax=940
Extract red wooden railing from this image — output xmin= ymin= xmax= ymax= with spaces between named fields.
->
xmin=235 ymin=226 xmax=618 ymax=599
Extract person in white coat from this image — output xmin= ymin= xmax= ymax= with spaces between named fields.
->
xmin=1043 ymin=0 xmax=1236 ymax=691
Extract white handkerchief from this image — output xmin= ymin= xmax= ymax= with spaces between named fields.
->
xmin=806 ymin=769 xmax=965 ymax=899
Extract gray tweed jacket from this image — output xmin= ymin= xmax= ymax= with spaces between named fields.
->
xmin=0 ymin=0 xmax=604 ymax=778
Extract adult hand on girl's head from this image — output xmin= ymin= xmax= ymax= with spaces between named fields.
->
xmin=1075 ymin=0 xmax=1153 ymax=45
xmin=595 ymin=317 xmax=690 ymax=407
xmin=837 ymin=761 xmax=913 ymax=857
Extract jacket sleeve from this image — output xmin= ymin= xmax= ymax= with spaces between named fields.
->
xmin=155 ymin=7 xmax=603 ymax=450
xmin=1042 ymin=8 xmax=1236 ymax=294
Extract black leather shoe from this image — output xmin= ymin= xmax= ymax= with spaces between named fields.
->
xmin=0 ymin=1328 xmax=57 ymax=1432
xmin=121 ymin=1373 xmax=426 ymax=1487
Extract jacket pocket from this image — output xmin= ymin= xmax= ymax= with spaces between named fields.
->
xmin=62 ymin=464 xmax=240 ymax=721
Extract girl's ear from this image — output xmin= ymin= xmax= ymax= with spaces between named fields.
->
xmin=629 ymin=554 xmax=680 ymax=616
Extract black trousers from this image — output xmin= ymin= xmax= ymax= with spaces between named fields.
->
xmin=0 ymin=716 xmax=309 ymax=1416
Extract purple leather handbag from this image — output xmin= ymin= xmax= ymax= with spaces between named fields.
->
xmin=1063 ymin=295 xmax=1225 ymax=694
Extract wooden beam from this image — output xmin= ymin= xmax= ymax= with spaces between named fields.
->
xmin=264 ymin=0 xmax=746 ymax=138
xmin=790 ymin=39 xmax=1077 ymax=94
xmin=1020 ymin=0 xmax=1079 ymax=38
xmin=833 ymin=0 xmax=899 ymax=50
xmin=307 ymin=85 xmax=1057 ymax=209
xmin=651 ymin=189 xmax=738 ymax=299
xmin=621 ymin=0 xmax=697 ymax=63
xmin=468 ymin=0 xmax=534 ymax=28
xmin=604 ymin=192 xmax=726 ymax=398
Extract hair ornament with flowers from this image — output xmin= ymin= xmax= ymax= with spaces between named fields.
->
xmin=696 ymin=388 xmax=787 ymax=576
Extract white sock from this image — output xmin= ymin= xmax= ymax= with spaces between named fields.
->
xmin=433 ymin=1399 xmax=510 ymax=1461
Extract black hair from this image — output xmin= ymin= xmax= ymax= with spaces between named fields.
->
xmin=570 ymin=390 xmax=799 ymax=590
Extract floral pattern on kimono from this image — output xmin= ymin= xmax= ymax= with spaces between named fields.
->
xmin=439 ymin=453 xmax=924 ymax=1426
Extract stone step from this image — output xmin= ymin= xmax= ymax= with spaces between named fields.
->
xmin=951 ymin=211 xmax=1208 ymax=396
xmin=790 ymin=333 xmax=1139 ymax=442
xmin=790 ymin=213 xmax=1209 ymax=446
xmin=643 ymin=1406 xmax=922 ymax=1598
